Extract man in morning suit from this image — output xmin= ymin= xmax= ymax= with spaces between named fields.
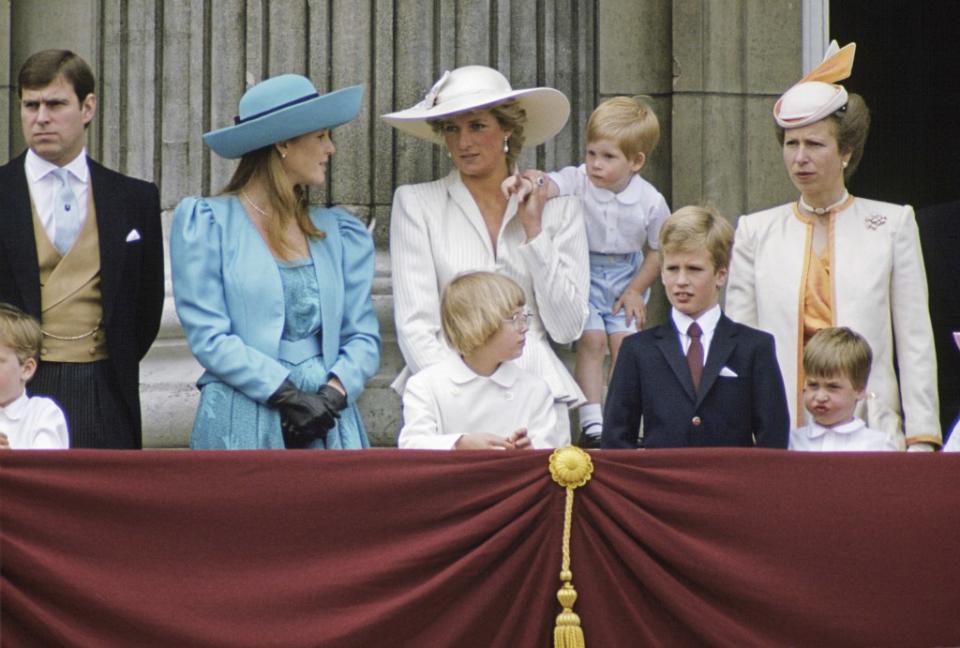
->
xmin=602 ymin=206 xmax=789 ymax=449
xmin=0 ymin=50 xmax=163 ymax=448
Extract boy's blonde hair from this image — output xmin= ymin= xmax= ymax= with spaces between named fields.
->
xmin=586 ymin=96 xmax=660 ymax=161
xmin=0 ymin=303 xmax=43 ymax=365
xmin=659 ymin=205 xmax=734 ymax=271
xmin=803 ymin=327 xmax=872 ymax=391
xmin=441 ymin=272 xmax=526 ymax=355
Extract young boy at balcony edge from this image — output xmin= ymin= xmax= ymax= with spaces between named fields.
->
xmin=503 ymin=96 xmax=670 ymax=447
xmin=790 ymin=327 xmax=899 ymax=451
xmin=0 ymin=303 xmax=69 ymax=449
xmin=398 ymin=271 xmax=561 ymax=450
xmin=602 ymin=206 xmax=790 ymax=449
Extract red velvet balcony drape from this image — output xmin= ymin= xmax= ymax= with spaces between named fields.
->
xmin=2 ymin=449 xmax=959 ymax=647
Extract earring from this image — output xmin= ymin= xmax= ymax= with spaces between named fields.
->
xmin=503 ymin=137 xmax=509 ymax=154
xmin=842 ymin=160 xmax=848 ymax=168
xmin=281 ymin=152 xmax=287 ymax=159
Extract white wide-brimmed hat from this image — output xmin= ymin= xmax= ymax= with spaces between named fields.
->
xmin=382 ymin=65 xmax=570 ymax=146
xmin=774 ymin=41 xmax=856 ymax=129
xmin=204 ymin=74 xmax=363 ymax=159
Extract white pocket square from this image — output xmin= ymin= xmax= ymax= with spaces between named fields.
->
xmin=719 ymin=366 xmax=738 ymax=378
xmin=125 ymin=229 xmax=141 ymax=242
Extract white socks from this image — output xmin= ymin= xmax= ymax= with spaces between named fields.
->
xmin=579 ymin=403 xmax=603 ymax=437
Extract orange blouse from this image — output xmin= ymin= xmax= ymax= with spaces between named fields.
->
xmin=791 ymin=195 xmax=853 ymax=424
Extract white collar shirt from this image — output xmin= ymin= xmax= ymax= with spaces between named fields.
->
xmin=0 ymin=392 xmax=70 ymax=449
xmin=789 ymin=416 xmax=900 ymax=452
xmin=398 ymin=356 xmax=560 ymax=450
xmin=671 ymin=304 xmax=722 ymax=361
xmin=25 ymin=148 xmax=90 ymax=245
xmin=548 ymin=164 xmax=670 ymax=254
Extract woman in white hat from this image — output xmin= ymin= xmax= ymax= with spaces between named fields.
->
xmin=171 ymin=75 xmax=380 ymax=449
xmin=383 ymin=66 xmax=590 ymax=446
xmin=726 ymin=43 xmax=941 ymax=450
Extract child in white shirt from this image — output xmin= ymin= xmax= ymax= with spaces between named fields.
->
xmin=0 ymin=303 xmax=69 ymax=450
xmin=790 ymin=327 xmax=899 ymax=452
xmin=398 ymin=272 xmax=560 ymax=450
xmin=503 ymin=96 xmax=670 ymax=447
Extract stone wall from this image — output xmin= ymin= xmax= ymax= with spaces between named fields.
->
xmin=2 ymin=0 xmax=811 ymax=447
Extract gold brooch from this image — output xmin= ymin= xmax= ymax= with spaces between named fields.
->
xmin=865 ymin=214 xmax=887 ymax=230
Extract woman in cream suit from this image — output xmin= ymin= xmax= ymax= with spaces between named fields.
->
xmin=383 ymin=66 xmax=589 ymax=445
xmin=726 ymin=43 xmax=940 ymax=450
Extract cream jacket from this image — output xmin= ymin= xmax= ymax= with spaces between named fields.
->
xmin=726 ymin=198 xmax=940 ymax=447
xmin=390 ymin=170 xmax=589 ymax=406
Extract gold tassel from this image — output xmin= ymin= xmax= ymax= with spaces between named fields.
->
xmin=549 ymin=446 xmax=594 ymax=648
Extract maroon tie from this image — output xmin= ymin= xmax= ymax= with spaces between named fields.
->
xmin=687 ymin=322 xmax=704 ymax=393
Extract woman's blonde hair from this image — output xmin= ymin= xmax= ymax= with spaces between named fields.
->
xmin=429 ymin=99 xmax=528 ymax=169
xmin=0 ymin=302 xmax=42 ymax=364
xmin=441 ymin=272 xmax=526 ymax=355
xmin=222 ymin=143 xmax=325 ymax=256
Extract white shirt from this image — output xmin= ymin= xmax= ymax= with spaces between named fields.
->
xmin=0 ymin=392 xmax=69 ymax=449
xmin=671 ymin=304 xmax=722 ymax=361
xmin=399 ymin=356 xmax=560 ymax=450
xmin=548 ymin=164 xmax=670 ymax=254
xmin=25 ymin=148 xmax=90 ymax=245
xmin=789 ymin=417 xmax=899 ymax=452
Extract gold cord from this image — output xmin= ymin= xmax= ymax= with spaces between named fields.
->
xmin=549 ymin=446 xmax=593 ymax=648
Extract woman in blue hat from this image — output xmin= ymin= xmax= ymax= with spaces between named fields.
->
xmin=171 ymin=75 xmax=380 ymax=449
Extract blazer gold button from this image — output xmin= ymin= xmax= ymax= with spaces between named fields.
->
xmin=41 ymin=347 xmax=48 ymax=356
xmin=691 ymin=416 xmax=702 ymax=426
xmin=89 ymin=347 xmax=97 ymax=355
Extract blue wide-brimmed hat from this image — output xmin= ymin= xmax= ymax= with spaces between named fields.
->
xmin=204 ymin=74 xmax=363 ymax=159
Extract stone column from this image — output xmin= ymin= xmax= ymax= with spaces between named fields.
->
xmin=597 ymin=0 xmax=673 ymax=325
xmin=1 ymin=0 xmax=11 ymax=158
xmin=671 ymin=0 xmax=799 ymax=222
xmin=7 ymin=0 xmax=100 ymax=159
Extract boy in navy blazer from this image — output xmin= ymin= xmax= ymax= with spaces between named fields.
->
xmin=602 ymin=206 xmax=789 ymax=449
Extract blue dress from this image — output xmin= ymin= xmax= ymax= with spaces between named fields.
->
xmin=191 ymin=257 xmax=369 ymax=449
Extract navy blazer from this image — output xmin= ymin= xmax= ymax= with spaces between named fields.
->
xmin=0 ymin=152 xmax=164 ymax=446
xmin=602 ymin=313 xmax=789 ymax=449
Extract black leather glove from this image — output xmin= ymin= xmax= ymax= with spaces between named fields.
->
xmin=267 ymin=380 xmax=347 ymax=448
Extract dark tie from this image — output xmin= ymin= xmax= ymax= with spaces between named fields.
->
xmin=687 ymin=322 xmax=703 ymax=393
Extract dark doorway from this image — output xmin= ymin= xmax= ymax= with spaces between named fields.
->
xmin=833 ymin=2 xmax=960 ymax=436
xmin=832 ymin=2 xmax=960 ymax=210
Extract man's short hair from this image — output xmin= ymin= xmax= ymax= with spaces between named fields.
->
xmin=803 ymin=327 xmax=873 ymax=391
xmin=441 ymin=272 xmax=526 ymax=356
xmin=0 ymin=303 xmax=43 ymax=365
xmin=659 ymin=205 xmax=734 ymax=272
xmin=18 ymin=49 xmax=95 ymax=104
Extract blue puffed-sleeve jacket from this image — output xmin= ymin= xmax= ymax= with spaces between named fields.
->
xmin=170 ymin=195 xmax=380 ymax=403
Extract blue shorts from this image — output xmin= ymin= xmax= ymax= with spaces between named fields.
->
xmin=585 ymin=251 xmax=646 ymax=335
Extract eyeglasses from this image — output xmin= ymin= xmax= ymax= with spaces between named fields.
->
xmin=503 ymin=311 xmax=533 ymax=330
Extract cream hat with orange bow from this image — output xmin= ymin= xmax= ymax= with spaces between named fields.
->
xmin=774 ymin=41 xmax=856 ymax=129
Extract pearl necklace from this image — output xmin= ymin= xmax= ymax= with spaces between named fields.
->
xmin=241 ymin=189 xmax=269 ymax=217
xmin=799 ymin=190 xmax=849 ymax=216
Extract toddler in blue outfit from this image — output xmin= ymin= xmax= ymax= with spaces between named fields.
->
xmin=503 ymin=96 xmax=670 ymax=446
